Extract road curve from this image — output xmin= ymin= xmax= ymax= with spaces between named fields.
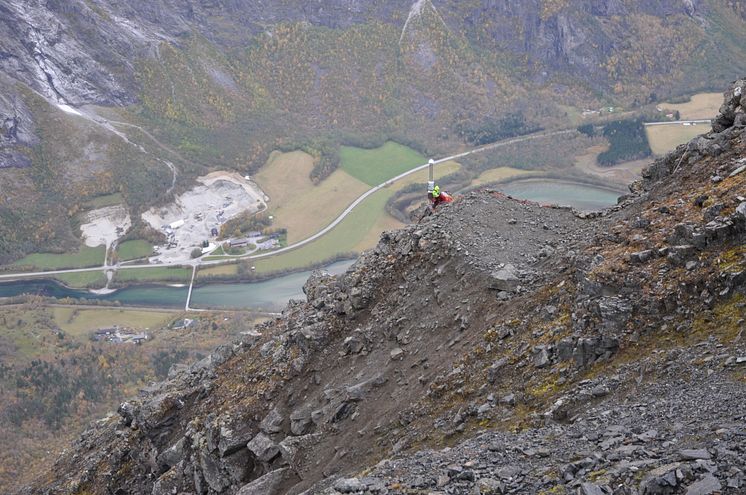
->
xmin=0 ymin=128 xmax=575 ymax=281
xmin=230 ymin=128 xmax=575 ymax=262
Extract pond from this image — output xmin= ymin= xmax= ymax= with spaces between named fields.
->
xmin=498 ymin=180 xmax=622 ymax=211
xmin=0 ymin=260 xmax=355 ymax=312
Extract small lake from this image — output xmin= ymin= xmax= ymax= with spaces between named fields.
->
xmin=498 ymin=180 xmax=622 ymax=211
xmin=0 ymin=260 xmax=354 ymax=312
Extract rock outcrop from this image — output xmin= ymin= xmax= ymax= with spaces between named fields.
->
xmin=24 ymin=81 xmax=746 ymax=495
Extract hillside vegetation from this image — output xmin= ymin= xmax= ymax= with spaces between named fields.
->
xmin=0 ymin=302 xmax=262 ymax=492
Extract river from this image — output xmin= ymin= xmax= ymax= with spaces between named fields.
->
xmin=0 ymin=260 xmax=354 ymax=312
xmin=0 ymin=181 xmax=621 ymax=310
xmin=498 ymin=179 xmax=622 ymax=211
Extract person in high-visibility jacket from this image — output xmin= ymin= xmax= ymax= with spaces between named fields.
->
xmin=429 ymin=184 xmax=453 ymax=210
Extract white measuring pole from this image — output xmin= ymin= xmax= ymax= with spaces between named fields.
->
xmin=427 ymin=159 xmax=435 ymax=193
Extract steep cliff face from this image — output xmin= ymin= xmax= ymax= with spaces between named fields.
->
xmin=0 ymin=0 xmax=733 ymax=109
xmin=27 ymin=81 xmax=746 ymax=495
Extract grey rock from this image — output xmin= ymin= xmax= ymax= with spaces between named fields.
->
xmin=685 ymin=474 xmax=721 ymax=495
xmin=557 ymin=338 xmax=575 ymax=361
xmin=640 ymin=462 xmax=682 ymax=494
xmin=219 ymin=425 xmax=254 ymax=457
xmin=489 ymin=264 xmax=520 ymax=291
xmin=237 ymin=468 xmax=292 ymax=495
xmin=591 ymin=384 xmax=610 ymax=397
xmin=260 ymin=408 xmax=284 ymax=435
xmin=200 ymin=450 xmax=230 ymax=493
xmin=736 ymin=202 xmax=746 ymax=221
xmin=677 ymin=449 xmax=712 ymax=461
xmin=730 ymin=164 xmax=746 ymax=177
xmin=472 ymin=477 xmax=504 ymax=494
xmin=630 ymin=250 xmax=654 ymax=263
xmin=703 ymin=203 xmax=725 ymax=222
xmin=669 ymin=223 xmax=695 ymax=245
xmin=279 ymin=433 xmax=321 ymax=467
xmin=156 ymin=437 xmax=184 ymax=470
xmin=349 ymin=287 xmax=368 ymax=310
xmin=0 ymin=149 xmax=31 ymax=169
xmin=487 ymin=358 xmax=508 ymax=383
xmin=500 ymin=393 xmax=516 ymax=406
xmin=390 ymin=347 xmax=404 ymax=360
xmin=667 ymin=245 xmax=697 ymax=266
xmin=152 ymin=464 xmax=187 ymax=495
xmin=534 ymin=346 xmax=551 ymax=368
xmin=727 ymin=471 xmax=743 ymax=489
xmin=580 ymin=482 xmax=607 ymax=495
xmin=247 ymin=432 xmax=280 ymax=462
xmin=290 ymin=410 xmax=313 ymax=436
xmin=333 ymin=477 xmax=366 ymax=493
xmin=223 ymin=448 xmax=254 ymax=483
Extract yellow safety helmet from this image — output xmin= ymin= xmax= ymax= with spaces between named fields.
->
xmin=432 ymin=185 xmax=440 ymax=197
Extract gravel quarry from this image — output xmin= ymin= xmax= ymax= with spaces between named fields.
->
xmin=80 ymin=205 xmax=132 ymax=249
xmin=142 ymin=172 xmax=268 ymax=263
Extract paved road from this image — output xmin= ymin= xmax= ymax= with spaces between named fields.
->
xmin=644 ymin=120 xmax=712 ymax=126
xmin=0 ymin=128 xmax=574 ymax=282
xmin=232 ymin=128 xmax=575 ymax=262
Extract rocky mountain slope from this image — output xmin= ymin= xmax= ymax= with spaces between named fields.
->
xmin=3 ymin=0 xmax=746 ymax=261
xmin=23 ymin=81 xmax=746 ymax=494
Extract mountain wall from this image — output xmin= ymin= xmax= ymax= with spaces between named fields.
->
xmin=2 ymin=0 xmax=746 ymax=261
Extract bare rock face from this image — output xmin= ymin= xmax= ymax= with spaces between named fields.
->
xmin=0 ymin=1 xmax=145 ymax=107
xmin=0 ymin=79 xmax=35 ymax=168
xmin=0 ymin=0 xmax=726 ymax=116
xmin=713 ymin=78 xmax=746 ymax=132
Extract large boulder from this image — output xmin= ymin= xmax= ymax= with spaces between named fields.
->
xmin=489 ymin=264 xmax=520 ymax=291
xmin=237 ymin=468 xmax=294 ymax=495
xmin=713 ymin=78 xmax=746 ymax=132
xmin=247 ymin=433 xmax=280 ymax=462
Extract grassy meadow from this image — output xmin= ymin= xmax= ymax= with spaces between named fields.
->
xmin=11 ymin=246 xmax=106 ymax=271
xmin=340 ymin=142 xmax=427 ymax=186
xmin=116 ymin=240 xmax=155 ymax=261
xmin=645 ymin=124 xmax=706 ymax=156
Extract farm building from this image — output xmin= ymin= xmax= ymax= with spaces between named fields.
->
xmin=229 ymin=238 xmax=252 ymax=248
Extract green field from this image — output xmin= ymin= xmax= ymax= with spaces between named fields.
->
xmin=54 ymin=271 xmax=108 ymax=288
xmin=52 ymin=307 xmax=174 ymax=337
xmin=340 ymin=142 xmax=426 ymax=186
xmin=117 ymin=240 xmax=154 ymax=261
xmin=11 ymin=246 xmax=106 ymax=270
xmin=114 ymin=266 xmax=191 ymax=283
xmin=198 ymin=264 xmax=239 ymax=278
xmin=252 ymin=187 xmax=395 ymax=273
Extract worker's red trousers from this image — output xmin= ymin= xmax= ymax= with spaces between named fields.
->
xmin=430 ymin=192 xmax=453 ymax=208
